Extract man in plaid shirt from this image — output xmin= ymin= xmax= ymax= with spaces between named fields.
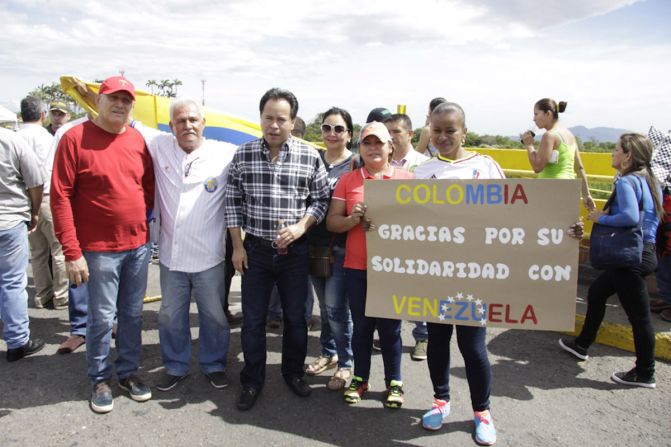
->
xmin=225 ymin=88 xmax=329 ymax=410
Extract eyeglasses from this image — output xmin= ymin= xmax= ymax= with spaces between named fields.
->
xmin=321 ymin=124 xmax=348 ymax=134
xmin=184 ymin=157 xmax=200 ymax=177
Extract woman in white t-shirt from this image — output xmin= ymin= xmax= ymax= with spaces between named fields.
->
xmin=413 ymin=102 xmax=499 ymax=446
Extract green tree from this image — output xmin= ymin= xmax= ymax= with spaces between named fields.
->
xmin=146 ymin=79 xmax=183 ymax=97
xmin=27 ymin=82 xmax=83 ymax=117
xmin=303 ymin=113 xmax=325 ymax=143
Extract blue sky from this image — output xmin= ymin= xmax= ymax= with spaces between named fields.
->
xmin=0 ymin=0 xmax=669 ymax=136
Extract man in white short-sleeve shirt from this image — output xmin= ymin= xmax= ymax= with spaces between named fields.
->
xmin=132 ymin=98 xmax=235 ymax=392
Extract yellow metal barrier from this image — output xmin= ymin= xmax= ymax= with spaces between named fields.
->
xmin=470 ymin=147 xmax=614 ymax=239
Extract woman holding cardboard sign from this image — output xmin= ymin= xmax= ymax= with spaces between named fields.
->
xmin=326 ymin=121 xmax=413 ymax=409
xmin=559 ymin=134 xmax=662 ymax=389
xmin=413 ymin=102 xmax=502 ymax=446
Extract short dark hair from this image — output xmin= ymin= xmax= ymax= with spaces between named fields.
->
xmin=292 ymin=116 xmax=306 ymax=138
xmin=322 ymin=107 xmax=354 ymax=149
xmin=20 ymin=96 xmax=44 ymax=122
xmin=259 ymin=88 xmax=299 ymax=119
xmin=429 ymin=97 xmax=447 ymax=113
xmin=384 ymin=113 xmax=413 ymax=131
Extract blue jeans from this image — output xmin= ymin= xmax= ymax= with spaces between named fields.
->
xmin=83 ymin=243 xmax=150 ymax=383
xmin=0 ymin=222 xmax=30 ymax=349
xmin=68 ymin=283 xmax=88 ymax=337
xmin=240 ymin=236 xmax=309 ymax=390
xmin=427 ymin=322 xmax=491 ymax=411
xmin=158 ymin=261 xmax=230 ymax=375
xmin=310 ymin=245 xmax=353 ymax=368
xmin=345 ymin=268 xmax=402 ymax=385
xmin=269 ymin=281 xmax=314 ymax=322
xmin=412 ymin=321 xmax=428 ymax=342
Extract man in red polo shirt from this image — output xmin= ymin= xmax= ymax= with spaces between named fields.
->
xmin=51 ymin=76 xmax=155 ymax=414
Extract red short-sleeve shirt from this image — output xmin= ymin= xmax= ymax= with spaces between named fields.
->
xmin=332 ymin=166 xmax=414 ymax=270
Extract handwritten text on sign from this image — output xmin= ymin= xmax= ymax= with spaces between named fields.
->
xmin=364 ymin=179 xmax=581 ymax=331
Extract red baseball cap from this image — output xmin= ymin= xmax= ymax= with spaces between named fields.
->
xmin=99 ymin=76 xmax=136 ymax=100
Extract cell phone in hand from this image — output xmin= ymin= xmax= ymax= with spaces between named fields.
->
xmin=521 ymin=130 xmax=535 ymax=144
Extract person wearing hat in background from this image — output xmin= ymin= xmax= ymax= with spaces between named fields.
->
xmin=50 ymin=76 xmax=155 ymax=414
xmin=46 ymin=101 xmax=71 ymax=135
xmin=366 ymin=107 xmax=392 ymax=124
xmin=18 ymin=96 xmax=69 ymax=310
xmin=326 ymin=121 xmax=414 ymax=409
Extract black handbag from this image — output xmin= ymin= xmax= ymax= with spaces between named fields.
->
xmin=589 ymin=176 xmax=644 ymax=270
xmin=309 ymin=236 xmax=336 ymax=278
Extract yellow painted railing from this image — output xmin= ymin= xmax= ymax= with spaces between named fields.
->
xmin=469 ymin=148 xmax=615 ymax=239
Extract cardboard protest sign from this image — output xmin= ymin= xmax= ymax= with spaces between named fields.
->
xmin=364 ymin=178 xmax=581 ymax=331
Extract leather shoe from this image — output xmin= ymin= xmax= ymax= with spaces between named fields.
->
xmin=237 ymin=387 xmax=260 ymax=411
xmin=661 ymin=308 xmax=671 ymax=322
xmin=225 ymin=310 xmax=244 ymax=326
xmin=57 ymin=335 xmax=85 ymax=354
xmin=7 ymin=338 xmax=45 ymax=362
xmin=285 ymin=376 xmax=312 ymax=397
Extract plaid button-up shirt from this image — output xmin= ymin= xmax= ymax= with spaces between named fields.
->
xmin=225 ymin=137 xmax=329 ymax=241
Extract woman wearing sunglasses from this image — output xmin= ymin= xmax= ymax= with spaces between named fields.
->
xmin=305 ymin=107 xmax=356 ymax=390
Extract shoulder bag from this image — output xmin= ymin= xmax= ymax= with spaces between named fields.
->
xmin=589 ymin=176 xmax=644 ymax=270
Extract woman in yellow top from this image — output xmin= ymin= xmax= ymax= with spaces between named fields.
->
xmin=521 ymin=98 xmax=595 ymax=211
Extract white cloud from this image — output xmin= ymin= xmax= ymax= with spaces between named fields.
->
xmin=0 ymin=0 xmax=667 ymax=135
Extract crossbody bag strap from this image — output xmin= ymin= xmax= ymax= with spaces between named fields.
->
xmin=326 ymin=233 xmax=336 ymax=262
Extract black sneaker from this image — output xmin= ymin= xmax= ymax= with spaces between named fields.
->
xmin=372 ymin=339 xmax=382 ymax=352
xmin=205 ymin=371 xmax=230 ymax=389
xmin=90 ymin=381 xmax=114 ymax=414
xmin=156 ymin=373 xmax=188 ymax=392
xmin=558 ymin=338 xmax=589 ymax=361
xmin=237 ymin=387 xmax=260 ymax=411
xmin=119 ymin=375 xmax=152 ymax=401
xmin=6 ymin=338 xmax=45 ymax=362
xmin=611 ymin=368 xmax=656 ymax=389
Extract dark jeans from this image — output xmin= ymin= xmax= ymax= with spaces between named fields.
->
xmin=68 ymin=283 xmax=88 ymax=337
xmin=576 ymin=244 xmax=657 ymax=379
xmin=427 ymin=322 xmax=491 ymax=411
xmin=345 ymin=268 xmax=402 ymax=385
xmin=223 ymin=230 xmax=235 ymax=312
xmin=239 ymin=236 xmax=309 ymax=390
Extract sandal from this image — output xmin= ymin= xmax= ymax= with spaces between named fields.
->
xmin=650 ymin=299 xmax=671 ymax=313
xmin=327 ymin=367 xmax=352 ymax=390
xmin=305 ymin=355 xmax=338 ymax=376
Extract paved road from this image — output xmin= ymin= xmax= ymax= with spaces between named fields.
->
xmin=1 ymin=263 xmax=670 ymax=446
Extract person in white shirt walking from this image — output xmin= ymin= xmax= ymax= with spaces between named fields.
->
xmin=131 ymin=98 xmax=234 ymax=392
xmin=384 ymin=113 xmax=430 ymax=361
xmin=18 ymin=96 xmax=69 ymax=310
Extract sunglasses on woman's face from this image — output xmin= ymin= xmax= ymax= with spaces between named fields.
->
xmin=321 ymin=124 xmax=348 ymax=134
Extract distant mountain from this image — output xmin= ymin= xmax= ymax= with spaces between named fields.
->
xmin=569 ymin=126 xmax=630 ymax=143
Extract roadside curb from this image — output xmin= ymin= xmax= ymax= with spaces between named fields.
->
xmin=564 ymin=315 xmax=671 ymax=362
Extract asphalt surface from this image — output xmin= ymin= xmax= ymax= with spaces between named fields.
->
xmin=1 ymin=262 xmax=670 ymax=447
